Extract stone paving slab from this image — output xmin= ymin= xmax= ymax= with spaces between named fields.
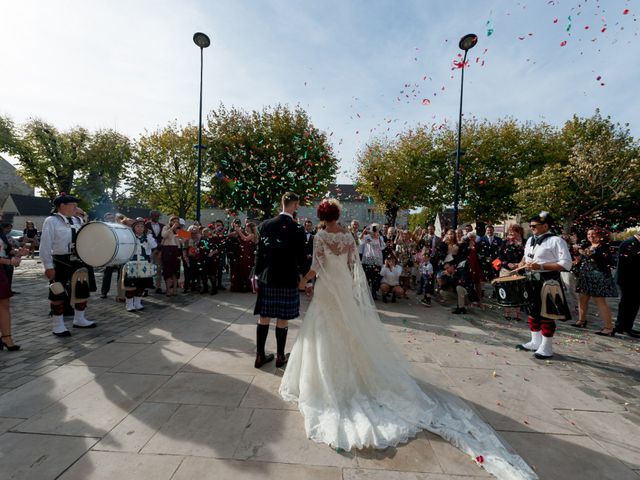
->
xmin=1 ymin=259 xmax=639 ymax=479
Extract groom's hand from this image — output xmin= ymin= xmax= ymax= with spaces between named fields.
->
xmin=305 ymin=285 xmax=314 ymax=297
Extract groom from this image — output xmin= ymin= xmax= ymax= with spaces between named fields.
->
xmin=253 ymin=192 xmax=307 ymax=369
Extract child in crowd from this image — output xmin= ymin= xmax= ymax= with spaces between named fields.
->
xmin=123 ymin=219 xmax=156 ymax=312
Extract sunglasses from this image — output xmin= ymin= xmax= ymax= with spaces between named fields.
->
xmin=529 ymin=224 xmax=541 ymax=228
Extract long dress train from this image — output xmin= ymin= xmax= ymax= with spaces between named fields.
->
xmin=280 ymin=230 xmax=537 ymax=480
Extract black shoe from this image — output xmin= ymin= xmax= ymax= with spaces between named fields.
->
xmin=391 ymin=293 xmax=396 ymax=303
xmin=615 ymin=327 xmax=640 ymax=338
xmin=594 ymin=329 xmax=615 ymax=337
xmin=11 ymin=291 xmax=20 ymax=295
xmin=276 ymin=353 xmax=290 ymax=368
xmin=142 ymin=290 xmax=148 ymax=297
xmin=218 ymin=285 xmax=226 ymax=291
xmin=382 ymin=293 xmax=388 ymax=303
xmin=100 ymin=293 xmax=108 ymax=299
xmin=452 ymin=307 xmax=467 ymax=314
xmin=571 ymin=321 xmax=587 ymax=328
xmin=0 ymin=337 xmax=21 ymax=351
xmin=53 ymin=330 xmax=71 ymax=337
xmin=155 ymin=288 xmax=164 ymax=294
xmin=73 ymin=323 xmax=97 ymax=329
xmin=254 ymin=353 xmax=275 ymax=369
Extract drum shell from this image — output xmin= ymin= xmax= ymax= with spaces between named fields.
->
xmin=493 ymin=277 xmax=530 ymax=307
xmin=75 ymin=222 xmax=136 ymax=267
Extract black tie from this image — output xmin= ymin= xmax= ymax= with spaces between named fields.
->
xmin=67 ymin=216 xmax=74 ymax=225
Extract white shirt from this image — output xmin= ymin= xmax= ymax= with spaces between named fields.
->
xmin=39 ymin=214 xmax=84 ymax=269
xmin=523 ymin=235 xmax=572 ymax=272
xmin=380 ymin=264 xmax=402 ymax=286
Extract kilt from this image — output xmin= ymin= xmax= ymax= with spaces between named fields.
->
xmin=48 ymin=255 xmax=97 ymax=301
xmin=254 ymin=282 xmax=300 ymax=320
xmin=0 ymin=265 xmax=12 ymax=300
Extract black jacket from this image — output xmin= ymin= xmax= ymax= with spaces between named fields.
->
xmin=254 ymin=214 xmax=306 ymax=288
xmin=616 ymin=236 xmax=640 ymax=288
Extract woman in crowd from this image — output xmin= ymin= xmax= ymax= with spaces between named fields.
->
xmin=22 ymin=220 xmax=39 ymax=258
xmin=230 ymin=220 xmax=258 ymax=292
xmin=460 ymin=232 xmax=485 ymax=302
xmin=438 ymin=229 xmax=460 ymax=267
xmin=161 ymin=216 xmax=183 ymax=297
xmin=573 ymin=227 xmax=618 ymax=336
xmin=0 ymin=226 xmax=23 ymax=351
xmin=361 ymin=223 xmax=385 ymax=300
xmin=380 ymin=255 xmax=404 ymax=303
xmin=498 ymin=224 xmax=525 ymax=320
xmin=182 ymin=226 xmax=203 ymax=293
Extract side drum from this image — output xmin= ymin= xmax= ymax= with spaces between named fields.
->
xmin=75 ymin=222 xmax=136 ymax=267
xmin=491 ymin=275 xmax=530 ymax=307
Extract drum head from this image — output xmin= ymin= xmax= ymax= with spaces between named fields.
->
xmin=76 ymin=223 xmax=117 ymax=267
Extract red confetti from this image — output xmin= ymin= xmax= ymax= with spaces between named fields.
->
xmin=476 ymin=456 xmax=485 ymax=464
xmin=421 ymin=98 xmax=431 ymax=105
xmin=560 ymin=40 xmax=567 ymax=46
xmin=601 ymin=27 xmax=607 ymax=32
xmin=596 ymin=75 xmax=602 ymax=80
xmin=553 ymin=18 xmax=558 ymax=23
xmin=623 ymin=9 xmax=629 ymax=15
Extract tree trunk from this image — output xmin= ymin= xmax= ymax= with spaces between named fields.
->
xmin=385 ymin=204 xmax=398 ymax=226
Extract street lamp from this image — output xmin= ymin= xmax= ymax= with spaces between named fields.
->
xmin=193 ymin=32 xmax=211 ymax=223
xmin=452 ymin=33 xmax=477 ymax=230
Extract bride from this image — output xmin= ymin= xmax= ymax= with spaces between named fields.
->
xmin=280 ymin=199 xmax=537 ymax=480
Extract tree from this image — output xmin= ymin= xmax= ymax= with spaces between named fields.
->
xmin=1 ymin=116 xmax=132 ymax=212
xmin=429 ymin=118 xmax=562 ymax=224
xmin=514 ymin=111 xmax=640 ymax=233
xmin=206 ymin=104 xmax=338 ymax=220
xmin=75 ymin=129 xmax=132 ymax=212
xmin=0 ymin=117 xmax=90 ymax=200
xmin=355 ymin=128 xmax=441 ymax=226
xmin=128 ymin=122 xmax=200 ymax=219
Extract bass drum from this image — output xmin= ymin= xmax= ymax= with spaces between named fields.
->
xmin=75 ymin=222 xmax=136 ymax=267
xmin=491 ymin=275 xmax=530 ymax=307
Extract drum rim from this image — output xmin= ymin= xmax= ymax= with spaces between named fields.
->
xmin=491 ymin=275 xmax=526 ymax=284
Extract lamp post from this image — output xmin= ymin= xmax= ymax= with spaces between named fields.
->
xmin=452 ymin=33 xmax=477 ymax=230
xmin=193 ymin=32 xmax=211 ymax=223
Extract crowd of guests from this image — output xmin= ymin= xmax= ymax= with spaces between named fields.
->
xmin=1 ymin=209 xmax=639 ymax=353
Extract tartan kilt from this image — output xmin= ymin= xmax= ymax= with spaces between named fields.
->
xmin=254 ymin=282 xmax=300 ymax=320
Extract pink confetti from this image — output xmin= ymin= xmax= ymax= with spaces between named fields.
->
xmin=560 ymin=40 xmax=568 ymax=46
xmin=476 ymin=456 xmax=485 ymax=464
xmin=421 ymin=98 xmax=431 ymax=105
xmin=553 ymin=18 xmax=558 ymax=24
xmin=596 ymin=75 xmax=602 ymax=80
xmin=623 ymin=9 xmax=630 ymax=15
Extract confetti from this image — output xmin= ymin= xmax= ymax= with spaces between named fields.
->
xmin=623 ymin=9 xmax=630 ymax=15
xmin=421 ymin=98 xmax=431 ymax=105
xmin=560 ymin=40 xmax=568 ymax=46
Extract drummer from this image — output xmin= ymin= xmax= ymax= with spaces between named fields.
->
xmin=40 ymin=193 xmax=97 ymax=337
xmin=516 ymin=212 xmax=572 ymax=359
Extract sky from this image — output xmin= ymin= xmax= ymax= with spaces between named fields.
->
xmin=1 ymin=0 xmax=638 ymax=184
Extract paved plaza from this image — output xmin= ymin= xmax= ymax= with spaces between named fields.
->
xmin=0 ymin=259 xmax=639 ymax=480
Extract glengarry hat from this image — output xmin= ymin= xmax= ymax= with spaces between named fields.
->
xmin=528 ymin=211 xmax=554 ymax=225
xmin=53 ymin=192 xmax=80 ymax=206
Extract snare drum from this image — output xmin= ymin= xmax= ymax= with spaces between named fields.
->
xmin=75 ymin=222 xmax=136 ymax=267
xmin=491 ymin=275 xmax=530 ymax=307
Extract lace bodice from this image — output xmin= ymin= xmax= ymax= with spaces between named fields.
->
xmin=310 ymin=229 xmax=357 ymax=272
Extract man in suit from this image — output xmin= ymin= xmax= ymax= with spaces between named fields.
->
xmin=615 ymin=233 xmax=640 ymax=338
xmin=483 ymin=224 xmax=503 ymax=280
xmin=145 ymin=210 xmax=164 ymax=294
xmin=253 ymin=192 xmax=307 ymax=369
xmin=302 ymin=219 xmax=315 ymax=276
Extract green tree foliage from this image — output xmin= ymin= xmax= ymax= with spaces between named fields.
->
xmin=515 ymin=111 xmax=640 ymax=232
xmin=0 ymin=116 xmax=132 ymax=212
xmin=127 ymin=122 xmax=200 ymax=219
xmin=355 ymin=128 xmax=443 ymax=226
xmin=75 ymin=129 xmax=132 ymax=210
xmin=206 ymin=104 xmax=338 ymax=220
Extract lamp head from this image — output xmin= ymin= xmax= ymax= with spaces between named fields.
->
xmin=458 ymin=33 xmax=478 ymax=51
xmin=193 ymin=32 xmax=211 ymax=49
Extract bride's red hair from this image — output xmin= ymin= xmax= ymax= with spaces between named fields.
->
xmin=317 ymin=198 xmax=341 ymax=222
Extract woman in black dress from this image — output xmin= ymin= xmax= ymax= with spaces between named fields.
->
xmin=574 ymin=227 xmax=617 ymax=336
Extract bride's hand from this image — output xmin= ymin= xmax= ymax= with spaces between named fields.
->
xmin=305 ymin=285 xmax=314 ymax=297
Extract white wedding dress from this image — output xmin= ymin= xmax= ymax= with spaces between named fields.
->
xmin=280 ymin=230 xmax=537 ymax=480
